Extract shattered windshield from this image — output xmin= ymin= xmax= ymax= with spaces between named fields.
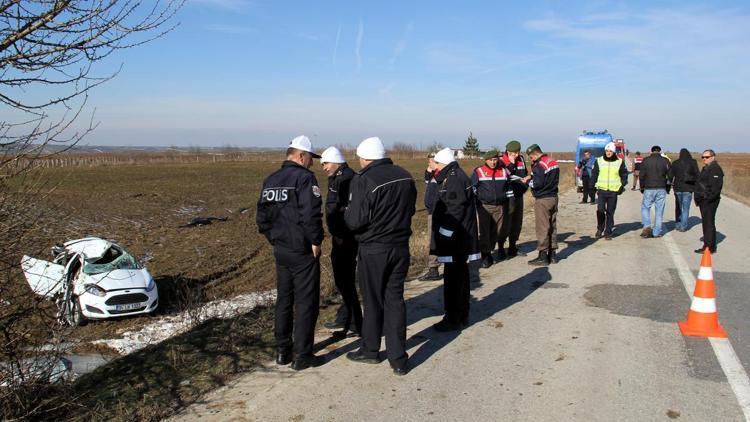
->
xmin=82 ymin=246 xmax=140 ymax=275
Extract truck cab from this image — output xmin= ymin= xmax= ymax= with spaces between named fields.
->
xmin=575 ymin=130 xmax=614 ymax=192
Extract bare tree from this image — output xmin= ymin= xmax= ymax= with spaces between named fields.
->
xmin=0 ymin=1 xmax=183 ymax=418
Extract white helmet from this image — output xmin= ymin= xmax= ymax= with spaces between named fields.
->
xmin=604 ymin=142 xmax=616 ymax=152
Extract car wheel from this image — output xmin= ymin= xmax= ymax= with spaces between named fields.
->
xmin=69 ymin=297 xmax=87 ymax=327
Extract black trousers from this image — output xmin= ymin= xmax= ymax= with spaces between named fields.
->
xmin=273 ymin=249 xmax=320 ymax=357
xmin=674 ymin=192 xmax=681 ymax=221
xmin=596 ymin=190 xmax=618 ymax=235
xmin=358 ymin=243 xmax=409 ymax=369
xmin=499 ymin=195 xmax=523 ymax=250
xmin=699 ymin=199 xmax=720 ymax=251
xmin=443 ymin=259 xmax=470 ymax=324
xmin=582 ymin=176 xmax=595 ymax=203
xmin=330 ymin=236 xmax=362 ymax=332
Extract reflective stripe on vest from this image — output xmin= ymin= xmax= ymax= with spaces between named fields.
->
xmin=595 ymin=157 xmax=622 ymax=191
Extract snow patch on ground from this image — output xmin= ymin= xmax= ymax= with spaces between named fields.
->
xmin=94 ymin=290 xmax=276 ymax=355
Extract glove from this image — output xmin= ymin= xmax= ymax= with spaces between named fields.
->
xmin=666 ymin=184 xmax=672 ymax=194
xmin=617 ymin=186 xmax=625 ymax=195
xmin=640 ymin=188 xmax=645 ymax=194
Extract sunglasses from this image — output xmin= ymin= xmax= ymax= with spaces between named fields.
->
xmin=701 ymin=156 xmax=712 ymax=159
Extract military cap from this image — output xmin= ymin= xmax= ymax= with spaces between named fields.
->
xmin=526 ymin=143 xmax=542 ymax=155
xmin=505 ymin=140 xmax=521 ymax=152
xmin=482 ymin=149 xmax=500 ymax=160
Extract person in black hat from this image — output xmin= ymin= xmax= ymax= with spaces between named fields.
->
xmin=257 ymin=135 xmax=325 ymax=371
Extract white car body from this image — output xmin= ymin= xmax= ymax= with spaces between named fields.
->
xmin=21 ymin=237 xmax=158 ymax=324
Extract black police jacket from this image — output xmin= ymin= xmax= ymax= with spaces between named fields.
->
xmin=639 ymin=153 xmax=671 ymax=189
xmin=669 ymin=149 xmax=700 ymax=193
xmin=256 ymin=160 xmax=324 ymax=253
xmin=430 ymin=161 xmax=480 ymax=261
xmin=694 ymin=161 xmax=724 ymax=204
xmin=344 ymin=158 xmax=417 ymax=246
xmin=424 ymin=169 xmax=439 ymax=214
xmin=325 ymin=163 xmax=355 ymax=238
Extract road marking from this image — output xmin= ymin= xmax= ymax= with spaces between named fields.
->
xmin=665 ymin=234 xmax=750 ymax=421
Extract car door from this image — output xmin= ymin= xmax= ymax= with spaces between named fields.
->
xmin=21 ymin=256 xmax=65 ymax=298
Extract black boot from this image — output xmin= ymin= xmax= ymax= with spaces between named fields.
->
xmin=548 ymin=249 xmax=558 ymax=264
xmin=495 ymin=247 xmax=507 ymax=262
xmin=528 ymin=250 xmax=548 ymax=266
xmin=481 ymin=253 xmax=494 ymax=269
xmin=507 ymin=244 xmax=526 ymax=257
xmin=418 ymin=267 xmax=442 ymax=281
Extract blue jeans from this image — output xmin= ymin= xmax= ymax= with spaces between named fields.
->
xmin=675 ymin=191 xmax=693 ymax=230
xmin=641 ymin=189 xmax=666 ymax=236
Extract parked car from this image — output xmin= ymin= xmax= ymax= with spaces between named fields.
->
xmin=21 ymin=237 xmax=158 ymax=326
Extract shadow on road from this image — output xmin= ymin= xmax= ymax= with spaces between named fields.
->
xmin=403 ymin=267 xmax=552 ymax=370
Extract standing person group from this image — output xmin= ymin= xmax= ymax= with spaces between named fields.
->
xmin=591 ymin=142 xmax=628 ymax=240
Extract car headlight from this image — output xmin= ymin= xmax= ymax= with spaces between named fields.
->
xmin=145 ymin=278 xmax=156 ymax=292
xmin=84 ymin=284 xmax=106 ymax=297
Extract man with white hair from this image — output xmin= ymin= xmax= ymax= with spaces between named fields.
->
xmin=320 ymin=146 xmax=362 ymax=338
xmin=344 ymin=137 xmax=417 ymax=376
xmin=430 ymin=147 xmax=480 ymax=331
xmin=257 ymin=135 xmax=324 ymax=371
xmin=591 ymin=142 xmax=628 ymax=240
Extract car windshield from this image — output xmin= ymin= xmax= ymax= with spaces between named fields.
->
xmin=82 ymin=246 xmax=140 ymax=275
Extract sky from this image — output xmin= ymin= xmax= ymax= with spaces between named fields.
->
xmin=50 ymin=1 xmax=750 ymax=151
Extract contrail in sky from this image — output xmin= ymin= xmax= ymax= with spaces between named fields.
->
xmin=355 ymin=19 xmax=364 ymax=71
xmin=333 ymin=24 xmax=341 ymax=66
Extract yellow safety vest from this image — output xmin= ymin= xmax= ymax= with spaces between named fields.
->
xmin=595 ymin=157 xmax=622 ymax=192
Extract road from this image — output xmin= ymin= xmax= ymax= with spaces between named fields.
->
xmin=174 ymin=188 xmax=750 ymax=421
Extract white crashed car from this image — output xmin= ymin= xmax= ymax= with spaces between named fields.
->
xmin=21 ymin=237 xmax=158 ymax=325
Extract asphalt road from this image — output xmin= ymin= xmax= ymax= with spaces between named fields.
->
xmin=174 ymin=188 xmax=750 ymax=421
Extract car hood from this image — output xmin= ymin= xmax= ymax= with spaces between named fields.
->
xmin=83 ymin=269 xmax=152 ymax=291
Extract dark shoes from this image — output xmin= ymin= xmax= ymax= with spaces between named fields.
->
xmin=291 ymin=354 xmax=325 ymax=371
xmin=346 ymin=349 xmax=381 ymax=364
xmin=640 ymin=227 xmax=653 ymax=238
xmin=507 ymin=246 xmax=525 ymax=257
xmin=392 ymin=366 xmax=408 ymax=376
xmin=418 ymin=267 xmax=442 ymax=281
xmin=694 ymin=246 xmax=716 ymax=254
xmin=528 ymin=250 xmax=549 ymax=266
xmin=276 ymin=349 xmax=292 ymax=365
xmin=432 ymin=319 xmax=465 ymax=332
xmin=324 ymin=321 xmax=345 ymax=330
xmin=548 ymin=250 xmax=558 ymax=264
xmin=595 ymin=230 xmax=603 ymax=239
xmin=480 ymin=254 xmax=494 ymax=269
xmin=604 ymin=234 xmax=613 ymax=240
xmin=495 ymin=248 xmax=507 ymax=262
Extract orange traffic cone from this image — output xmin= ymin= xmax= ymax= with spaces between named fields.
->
xmin=678 ymin=249 xmax=727 ymax=338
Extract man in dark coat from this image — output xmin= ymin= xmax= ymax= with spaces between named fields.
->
xmin=256 ymin=135 xmax=324 ymax=371
xmin=668 ymin=148 xmax=700 ymax=232
xmin=344 ymin=137 xmax=417 ymax=376
xmin=430 ymin=147 xmax=481 ymax=331
xmin=498 ymin=140 xmax=529 ymax=257
xmin=471 ymin=148 xmax=512 ymax=267
xmin=320 ymin=146 xmax=362 ymax=338
xmin=579 ymin=150 xmax=596 ymax=204
xmin=418 ymin=152 xmax=442 ymax=281
xmin=694 ymin=149 xmax=724 ymax=253
xmin=639 ymin=145 xmax=671 ymax=238
xmin=523 ymin=144 xmax=560 ymax=265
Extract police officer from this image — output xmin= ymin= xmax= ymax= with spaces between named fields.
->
xmin=431 ymin=147 xmax=480 ymax=331
xmin=523 ymin=144 xmax=560 ymax=266
xmin=344 ymin=137 xmax=416 ymax=376
xmin=591 ymin=142 xmax=628 ymax=240
xmin=256 ymin=135 xmax=324 ymax=371
xmin=471 ymin=149 xmax=513 ymax=267
xmin=498 ymin=140 xmax=529 ymax=257
xmin=320 ymin=146 xmax=362 ymax=338
xmin=418 ymin=152 xmax=442 ymax=281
